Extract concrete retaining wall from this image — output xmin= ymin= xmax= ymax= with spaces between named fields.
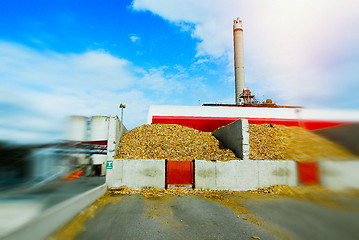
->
xmin=107 ymin=115 xmax=128 ymax=162
xmin=257 ymin=160 xmax=298 ymax=188
xmin=106 ymin=159 xmax=359 ymax=191
xmin=2 ymin=184 xmax=107 ymax=240
xmin=212 ymin=119 xmax=249 ymax=160
xmin=195 ymin=160 xmax=298 ymax=191
xmin=105 ymin=115 xmax=128 ymax=176
xmin=106 ymin=159 xmax=165 ymax=190
xmin=319 ymin=161 xmax=359 ymax=190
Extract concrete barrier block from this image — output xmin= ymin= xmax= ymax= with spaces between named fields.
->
xmin=212 ymin=119 xmax=249 ymax=160
xmin=195 ymin=160 xmax=259 ymax=191
xmin=106 ymin=159 xmax=165 ymax=190
xmin=215 ymin=161 xmax=239 ymax=190
xmin=242 ymin=121 xmax=250 ymax=161
xmin=286 ymin=161 xmax=298 ymax=186
xmin=195 ymin=160 xmax=298 ymax=191
xmin=257 ymin=160 xmax=298 ymax=188
xmin=107 ymin=115 xmax=128 ymax=162
xmin=237 ymin=161 xmax=259 ymax=190
xmin=106 ymin=159 xmax=124 ymax=188
xmin=123 ymin=160 xmax=165 ymax=190
xmin=195 ymin=160 xmax=217 ymax=190
xmin=319 ymin=161 xmax=359 ymax=190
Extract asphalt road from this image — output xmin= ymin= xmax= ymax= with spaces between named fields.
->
xmin=72 ymin=192 xmax=359 ymax=240
xmin=74 ymin=195 xmax=275 ymax=240
xmin=247 ymin=197 xmax=359 ymax=240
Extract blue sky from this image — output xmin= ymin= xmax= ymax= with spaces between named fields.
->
xmin=1 ymin=0 xmax=359 ymax=143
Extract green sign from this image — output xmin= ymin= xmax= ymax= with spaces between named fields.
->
xmin=106 ymin=161 xmax=113 ymax=169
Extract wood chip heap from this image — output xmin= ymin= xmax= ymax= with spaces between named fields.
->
xmin=249 ymin=124 xmax=355 ymax=161
xmin=110 ymin=185 xmax=227 ymax=199
xmin=116 ymin=124 xmax=240 ymax=161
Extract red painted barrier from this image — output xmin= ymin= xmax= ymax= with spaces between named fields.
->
xmin=166 ymin=161 xmax=193 ymax=188
xmin=152 ymin=116 xmax=349 ymax=132
xmin=297 ymin=162 xmax=319 ymax=185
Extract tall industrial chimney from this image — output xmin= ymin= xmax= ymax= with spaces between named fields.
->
xmin=233 ymin=18 xmax=245 ymax=104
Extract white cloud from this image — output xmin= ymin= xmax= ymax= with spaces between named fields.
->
xmin=0 ymin=42 xmax=178 ymax=143
xmin=0 ymin=41 xmax=219 ymax=143
xmin=129 ymin=34 xmax=141 ymax=43
xmin=139 ymin=66 xmax=186 ymax=94
xmin=0 ymin=42 xmax=136 ymax=92
xmin=132 ymin=0 xmax=359 ymax=108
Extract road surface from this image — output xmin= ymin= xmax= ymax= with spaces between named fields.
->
xmin=54 ymin=189 xmax=359 ymax=240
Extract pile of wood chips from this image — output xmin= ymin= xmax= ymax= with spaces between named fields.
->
xmin=249 ymin=124 xmax=355 ymax=161
xmin=116 ymin=124 xmax=239 ymax=161
xmin=115 ymin=123 xmax=355 ymax=162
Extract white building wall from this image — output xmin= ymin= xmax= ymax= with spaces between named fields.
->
xmin=147 ymin=105 xmax=359 ymax=124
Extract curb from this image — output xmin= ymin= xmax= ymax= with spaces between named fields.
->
xmin=2 ymin=183 xmax=107 ymax=240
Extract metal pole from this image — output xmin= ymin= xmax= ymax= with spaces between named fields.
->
xmin=119 ymin=104 xmax=126 ymax=124
xmin=121 ymin=108 xmax=124 ymax=123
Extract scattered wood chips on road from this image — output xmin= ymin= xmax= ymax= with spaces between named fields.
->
xmin=110 ymin=185 xmax=228 ymax=200
xmin=109 ymin=184 xmax=337 ymax=201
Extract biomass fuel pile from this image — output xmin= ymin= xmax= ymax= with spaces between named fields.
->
xmin=116 ymin=124 xmax=239 ymax=161
xmin=249 ymin=124 xmax=355 ymax=161
xmin=116 ymin=123 xmax=355 ymax=162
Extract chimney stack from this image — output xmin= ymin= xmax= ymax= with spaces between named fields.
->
xmin=233 ymin=18 xmax=245 ymax=104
